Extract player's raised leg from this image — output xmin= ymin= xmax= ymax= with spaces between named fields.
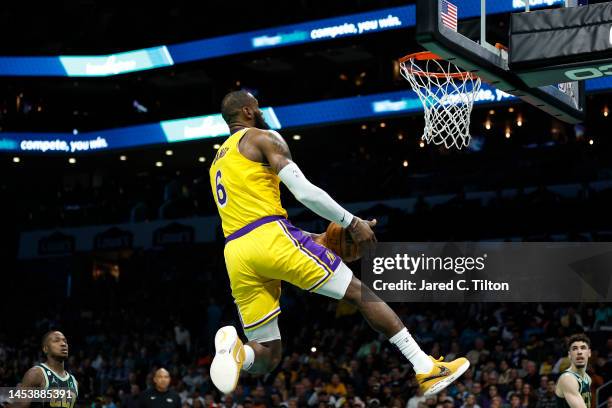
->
xmin=341 ymin=271 xmax=470 ymax=395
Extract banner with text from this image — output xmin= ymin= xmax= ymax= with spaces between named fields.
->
xmin=361 ymin=242 xmax=612 ymax=302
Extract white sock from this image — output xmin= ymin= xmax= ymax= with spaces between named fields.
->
xmin=389 ymin=328 xmax=433 ymax=374
xmin=242 ymin=344 xmax=255 ymax=371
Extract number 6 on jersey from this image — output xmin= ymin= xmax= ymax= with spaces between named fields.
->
xmin=215 ymin=170 xmax=228 ymax=207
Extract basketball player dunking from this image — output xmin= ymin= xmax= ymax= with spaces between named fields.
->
xmin=208 ymin=90 xmax=469 ymax=395
xmin=555 ymin=334 xmax=592 ymax=408
xmin=13 ymin=331 xmax=78 ymax=408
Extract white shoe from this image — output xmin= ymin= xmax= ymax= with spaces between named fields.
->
xmin=210 ymin=326 xmax=245 ymax=394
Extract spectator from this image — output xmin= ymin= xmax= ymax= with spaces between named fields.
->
xmin=482 ymin=385 xmax=504 ymax=408
xmin=467 ymin=339 xmax=491 ymax=367
xmin=535 ymin=377 xmax=548 ymax=399
xmin=523 ymin=362 xmax=539 ymax=387
xmin=535 ymin=380 xmax=556 ymax=408
xmin=509 ymin=394 xmax=522 ymax=408
xmin=506 ymin=378 xmax=523 ymax=402
xmin=174 ymin=324 xmax=191 ymax=354
xmin=461 ymin=394 xmax=481 ymax=408
xmin=324 ymin=373 xmax=347 ymax=398
xmin=182 ymin=367 xmax=204 ymax=392
xmin=520 ymin=383 xmax=538 ymax=408
xmin=121 ymin=384 xmax=141 ymax=408
xmin=406 ymin=388 xmax=426 ymax=408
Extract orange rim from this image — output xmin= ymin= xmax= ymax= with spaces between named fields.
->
xmin=399 ymin=51 xmax=479 ymax=80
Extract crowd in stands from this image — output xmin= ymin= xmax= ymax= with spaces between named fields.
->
xmin=1 ymin=275 xmax=611 ymax=408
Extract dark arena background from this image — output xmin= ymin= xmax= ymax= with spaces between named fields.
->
xmin=0 ymin=1 xmax=611 ymax=408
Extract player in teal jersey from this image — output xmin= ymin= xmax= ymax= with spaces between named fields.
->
xmin=555 ymin=334 xmax=592 ymax=408
xmin=12 ymin=331 xmax=78 ymax=408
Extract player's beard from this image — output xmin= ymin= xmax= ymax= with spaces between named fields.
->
xmin=254 ymin=111 xmax=270 ymax=130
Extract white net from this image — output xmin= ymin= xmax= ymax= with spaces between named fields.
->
xmin=400 ymin=54 xmax=482 ymax=149
xmin=557 ymin=81 xmax=580 ymax=109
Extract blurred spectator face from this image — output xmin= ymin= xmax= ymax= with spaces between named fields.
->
xmin=255 ymin=386 xmax=265 ymax=398
xmin=331 ymin=373 xmax=341 ymax=385
xmin=492 ymin=397 xmax=503 ymax=408
xmin=607 ymin=396 xmax=612 ymax=408
xmin=540 ymin=376 xmax=548 ymax=389
xmin=271 ymin=394 xmax=281 ymax=405
xmin=193 ymin=399 xmax=203 ymax=408
xmin=527 ymin=362 xmax=537 ymax=375
xmin=129 ymin=372 xmax=138 ymax=384
xmin=488 ymin=371 xmax=499 ymax=385
xmin=295 ymin=383 xmax=305 ymax=397
xmin=488 ymin=385 xmax=498 ymax=398
xmin=153 ymin=368 xmax=171 ymax=392
xmin=521 ymin=359 xmax=529 ymax=371
xmin=130 ymin=384 xmax=140 ymax=396
xmin=547 ymin=381 xmax=556 ymax=394
xmin=500 ymin=361 xmax=509 ymax=372
xmin=288 ymin=399 xmax=298 ymax=408
xmin=391 ymin=367 xmax=401 ymax=380
xmin=466 ymin=394 xmax=476 ymax=406
xmin=472 ymin=383 xmax=482 ymax=395
xmin=426 ymin=396 xmax=437 ymax=407
xmin=511 ymin=395 xmax=521 ymax=408
xmin=514 ymin=378 xmax=523 ymax=391
xmin=438 ymin=391 xmax=448 ymax=402
xmin=522 ymin=384 xmax=531 ymax=396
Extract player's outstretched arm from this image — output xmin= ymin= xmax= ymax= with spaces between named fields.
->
xmin=557 ymin=375 xmax=587 ymax=408
xmin=11 ymin=367 xmax=45 ymax=408
xmin=251 ymin=129 xmax=376 ymax=245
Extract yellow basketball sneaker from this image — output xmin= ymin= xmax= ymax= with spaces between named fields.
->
xmin=416 ymin=356 xmax=470 ymax=396
xmin=210 ymin=326 xmax=245 ymax=394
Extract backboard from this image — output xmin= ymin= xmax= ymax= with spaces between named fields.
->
xmin=415 ymin=0 xmax=586 ymax=124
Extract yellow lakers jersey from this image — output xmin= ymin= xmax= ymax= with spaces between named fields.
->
xmin=209 ymin=128 xmax=288 ymax=237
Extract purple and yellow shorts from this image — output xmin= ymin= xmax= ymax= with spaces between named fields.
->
xmin=224 ymin=216 xmax=341 ymax=332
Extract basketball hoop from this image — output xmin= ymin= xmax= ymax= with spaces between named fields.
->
xmin=399 ymin=52 xmax=482 ymax=149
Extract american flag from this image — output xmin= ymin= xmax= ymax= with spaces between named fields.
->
xmin=441 ymin=0 xmax=458 ymax=32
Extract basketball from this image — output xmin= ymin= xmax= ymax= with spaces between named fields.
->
xmin=322 ymin=222 xmax=360 ymax=263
